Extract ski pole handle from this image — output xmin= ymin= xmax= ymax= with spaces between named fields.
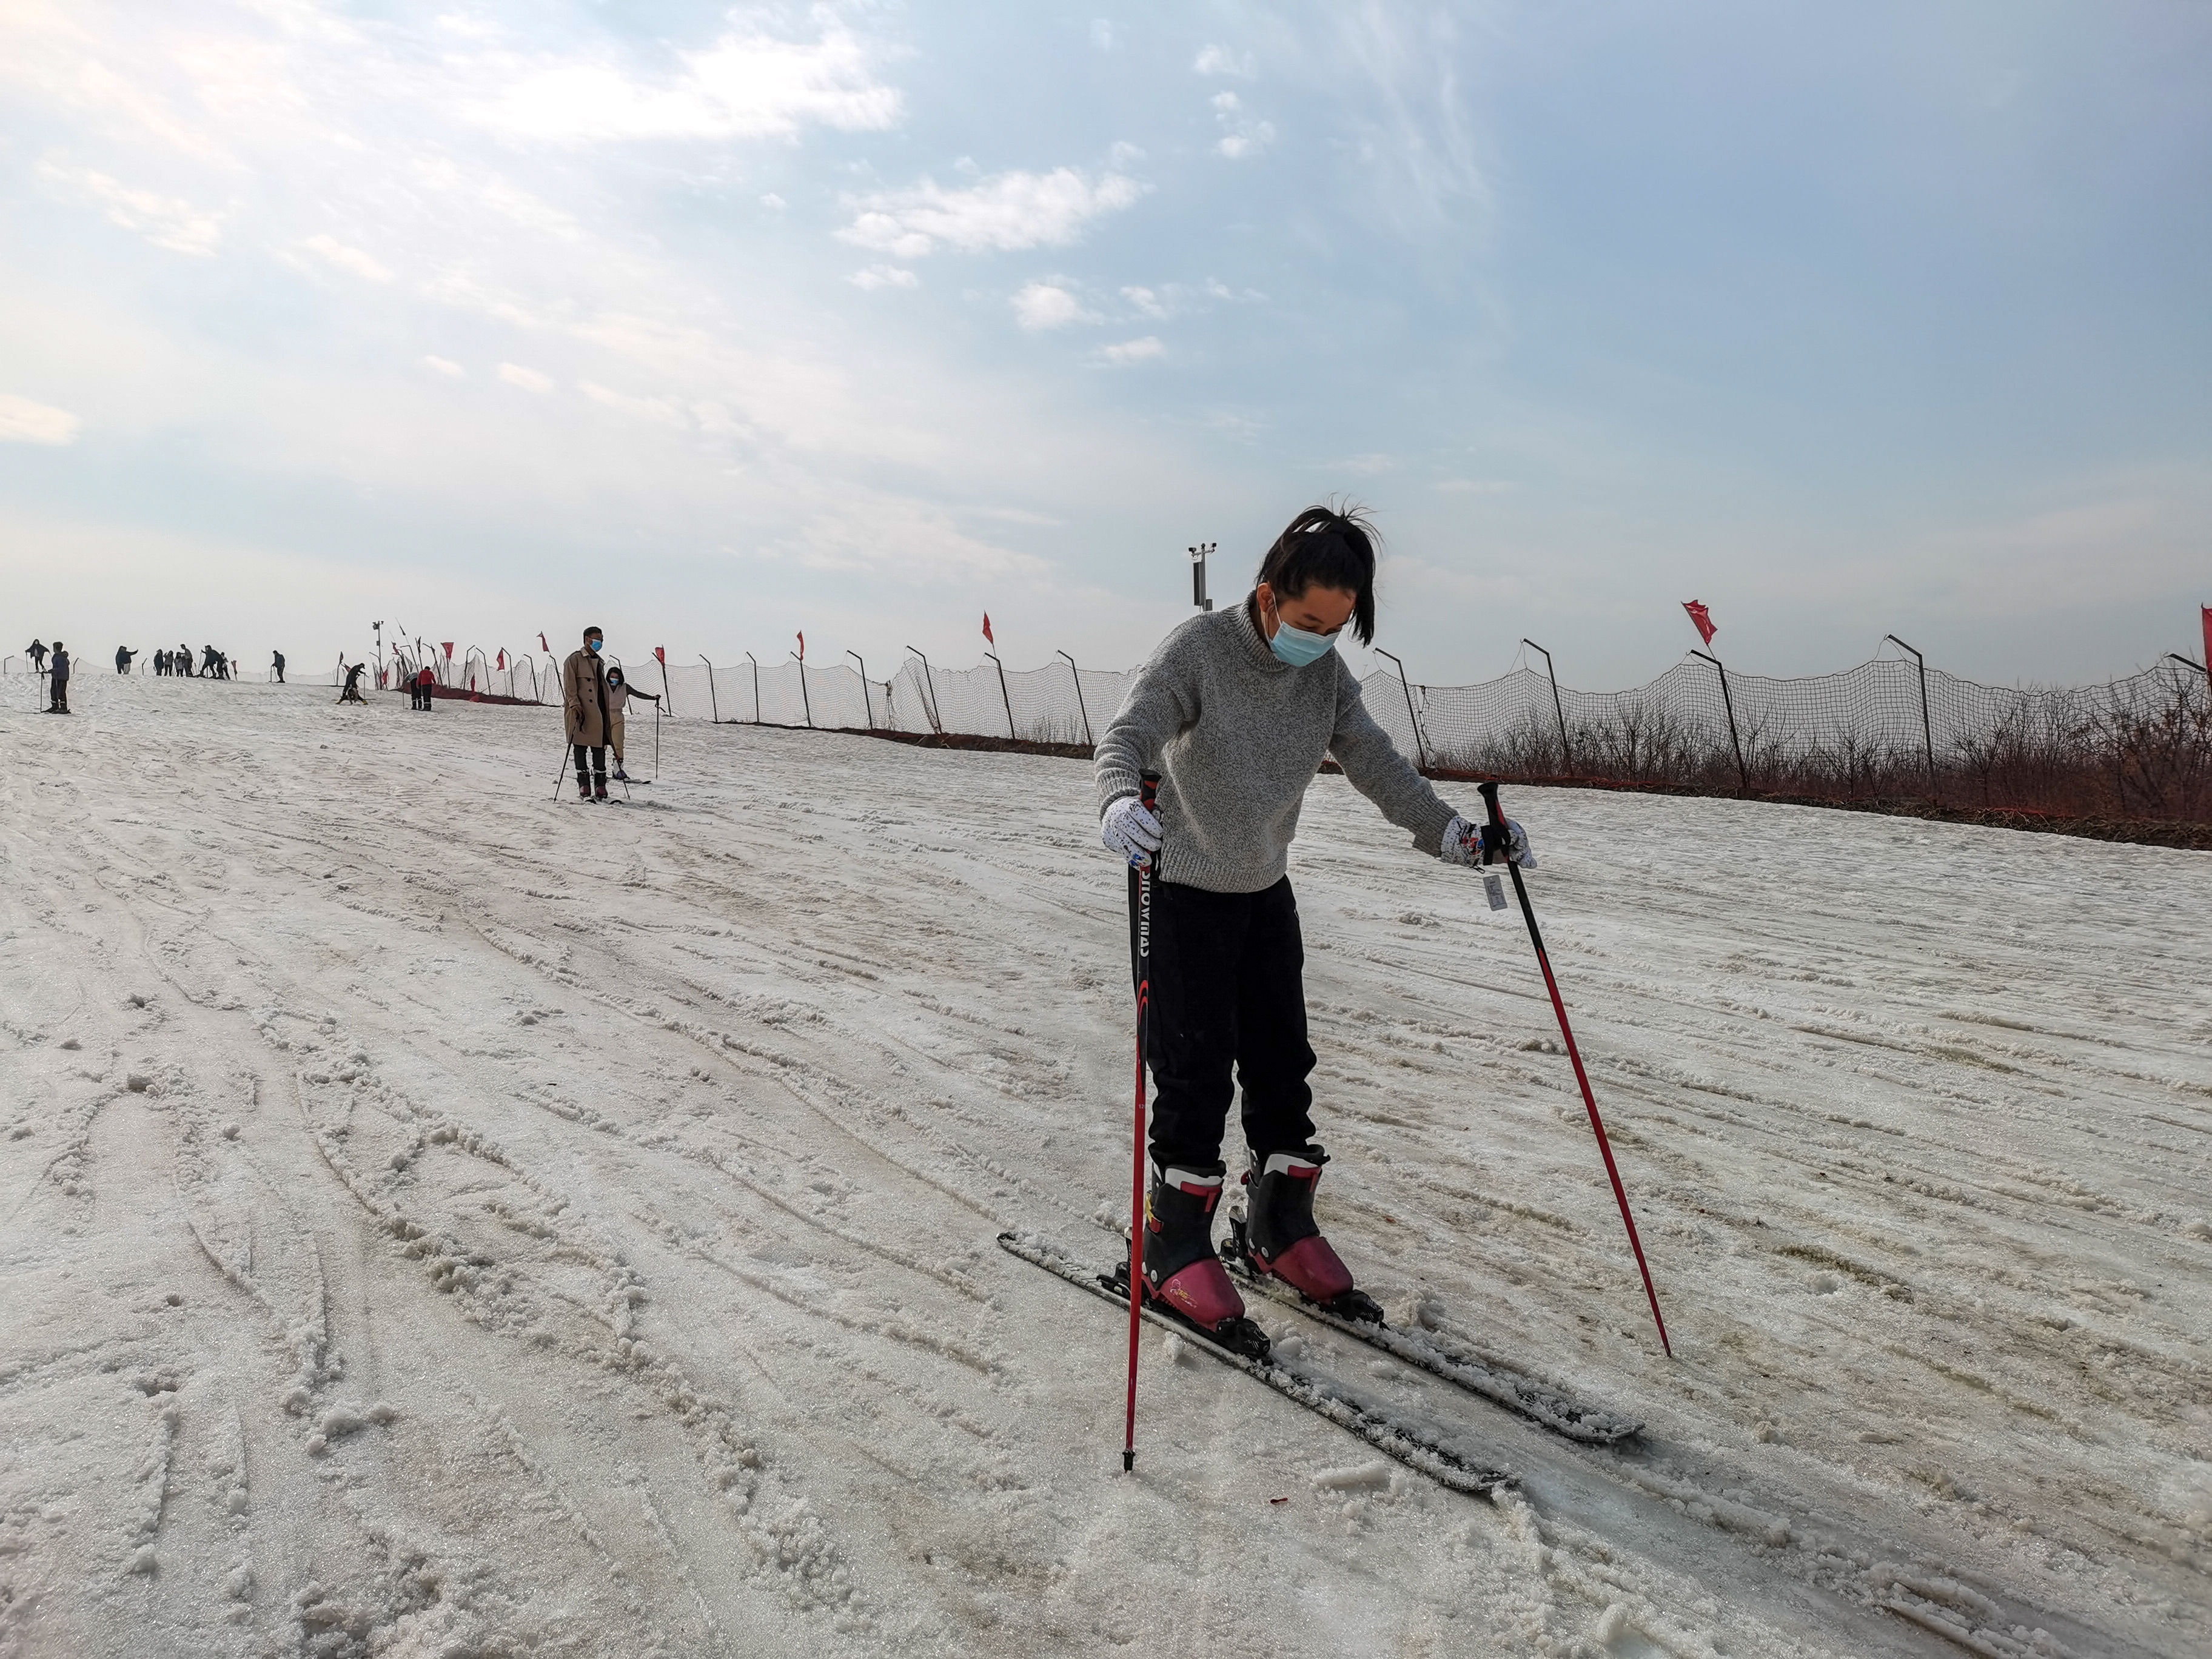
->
xmin=1475 ymin=779 xmax=1511 ymax=865
xmin=1139 ymin=771 xmax=1159 ymax=816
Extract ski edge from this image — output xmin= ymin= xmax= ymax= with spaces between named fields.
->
xmin=997 ymin=1231 xmax=1516 ymax=1500
xmin=1225 ymin=1262 xmax=1643 ymax=1446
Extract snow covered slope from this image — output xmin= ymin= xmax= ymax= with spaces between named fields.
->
xmin=2 ymin=675 xmax=2206 ymax=1658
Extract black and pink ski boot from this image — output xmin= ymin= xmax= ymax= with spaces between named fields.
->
xmin=1233 ymin=1145 xmax=1384 ymax=1322
xmin=1131 ymin=1161 xmax=1269 ymax=1353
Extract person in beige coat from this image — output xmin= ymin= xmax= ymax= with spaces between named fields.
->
xmin=561 ymin=626 xmax=614 ymax=801
xmin=603 ymin=663 xmax=661 ymax=782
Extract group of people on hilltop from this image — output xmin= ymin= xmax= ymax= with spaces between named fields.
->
xmin=23 ymin=642 xmax=294 ymax=681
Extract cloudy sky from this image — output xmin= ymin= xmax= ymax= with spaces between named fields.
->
xmin=2 ymin=1 xmax=2206 ymax=688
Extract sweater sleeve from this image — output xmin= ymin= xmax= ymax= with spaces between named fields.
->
xmin=1327 ymin=667 xmax=1458 ymax=856
xmin=1093 ymin=628 xmax=1201 ymax=817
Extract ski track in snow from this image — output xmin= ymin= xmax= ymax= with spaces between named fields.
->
xmin=1 ymin=675 xmax=2207 ymax=1658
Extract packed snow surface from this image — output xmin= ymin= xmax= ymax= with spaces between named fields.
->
xmin=2 ymin=675 xmax=2208 ymax=1658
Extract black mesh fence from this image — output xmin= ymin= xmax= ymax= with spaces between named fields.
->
xmin=1381 ymin=656 xmax=2211 ymax=822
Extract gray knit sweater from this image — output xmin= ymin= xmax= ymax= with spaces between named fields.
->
xmin=1094 ymin=602 xmax=1460 ymax=893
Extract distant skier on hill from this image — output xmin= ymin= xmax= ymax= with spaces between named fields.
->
xmin=1093 ymin=504 xmax=1532 ymax=1340
xmin=272 ymin=649 xmax=286 ymax=684
xmin=177 ymin=643 xmax=194 ymax=678
xmin=45 ymin=642 xmax=71 ymax=714
xmin=26 ymin=640 xmax=46 ymax=675
xmin=338 ymin=663 xmax=367 ymax=704
xmin=115 ymin=646 xmax=135 ymax=675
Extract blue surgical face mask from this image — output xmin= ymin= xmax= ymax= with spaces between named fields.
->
xmin=1268 ymin=618 xmax=1337 ymax=668
xmin=587 ymin=638 xmax=603 ymax=654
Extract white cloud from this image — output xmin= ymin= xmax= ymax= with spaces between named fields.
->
xmin=1098 ymin=336 xmax=1164 ymax=365
xmin=300 ymin=233 xmax=393 ymax=283
xmin=39 ymin=161 xmax=225 ymax=256
xmin=1090 ymin=19 xmax=1114 ymax=52
xmin=0 ymin=393 xmax=82 ymax=446
xmin=480 ymin=21 xmax=901 ymax=143
xmin=1011 ymin=283 xmax=1098 ymax=330
xmin=839 ymin=167 xmax=1147 ymax=259
xmin=1194 ymin=45 xmax=1256 ymax=78
xmin=759 ymin=192 xmax=787 ymax=210
xmin=497 ymin=363 xmax=555 ymax=394
xmin=849 ymin=264 xmax=919 ymax=290
xmin=1121 ymin=285 xmax=1167 ymax=318
xmin=1212 ymin=92 xmax=1275 ymax=160
xmin=422 ymin=356 xmax=465 ymax=377
xmin=580 ymin=380 xmax=688 ymax=428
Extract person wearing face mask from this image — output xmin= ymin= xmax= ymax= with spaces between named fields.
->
xmin=1093 ymin=504 xmax=1532 ymax=1338
xmin=560 ymin=626 xmax=615 ymax=802
xmin=602 ymin=663 xmax=660 ymax=782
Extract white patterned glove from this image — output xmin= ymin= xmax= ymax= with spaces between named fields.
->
xmin=1101 ymin=795 xmax=1164 ymax=868
xmin=1441 ymin=814 xmax=1534 ymax=869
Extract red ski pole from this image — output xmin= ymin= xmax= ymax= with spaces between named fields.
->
xmin=1478 ymin=782 xmax=1672 ymax=1358
xmin=1123 ymin=772 xmax=1161 ymax=1471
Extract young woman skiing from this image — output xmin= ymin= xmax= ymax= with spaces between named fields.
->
xmin=1094 ymin=504 xmax=1530 ymax=1336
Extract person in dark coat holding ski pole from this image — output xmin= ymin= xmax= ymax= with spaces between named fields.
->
xmin=46 ymin=642 xmax=71 ymax=714
xmin=115 ymin=646 xmax=135 ymax=675
xmin=561 ymin=627 xmax=614 ymax=801
xmin=1094 ymin=505 xmax=1530 ymax=1336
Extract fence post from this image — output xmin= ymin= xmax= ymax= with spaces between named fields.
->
xmin=1372 ymin=648 xmax=1430 ymax=773
xmin=905 ymin=646 xmax=943 ymax=735
xmin=2169 ymin=652 xmax=2210 ymax=694
xmin=1056 ymin=649 xmax=1093 ymax=748
xmin=843 ymin=651 xmax=874 ymax=729
xmin=700 ymin=655 xmax=719 ymax=723
xmin=1522 ymin=638 xmax=1573 ymax=776
xmin=984 ymin=651 xmax=1017 ymax=739
xmin=1689 ymin=649 xmax=1748 ymax=796
xmin=1885 ymin=634 xmax=1935 ymax=797
xmin=791 ymin=651 xmax=813 ymax=727
xmin=745 ymin=652 xmax=760 ymax=722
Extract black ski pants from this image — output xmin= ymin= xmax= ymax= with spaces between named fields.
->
xmin=1141 ymin=874 xmax=1316 ymax=1172
xmin=572 ymin=743 xmax=606 ymax=794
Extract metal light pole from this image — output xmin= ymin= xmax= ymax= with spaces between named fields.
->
xmin=374 ymin=621 xmax=384 ymax=687
xmin=1188 ymin=543 xmax=1216 ymax=612
xmin=1056 ymin=649 xmax=1093 ymax=748
xmin=1521 ymin=638 xmax=1572 ymax=776
xmin=905 ymin=646 xmax=943 ymax=734
xmin=1885 ymin=634 xmax=1936 ymax=797
xmin=1372 ymin=648 xmax=1430 ymax=773
xmin=846 ymin=650 xmax=874 ymax=729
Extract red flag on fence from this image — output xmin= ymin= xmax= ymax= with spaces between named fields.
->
xmin=654 ymin=646 xmax=666 ymax=666
xmin=982 ymin=612 xmax=995 ymax=647
xmin=496 ymin=649 xmax=506 ymax=671
xmin=796 ymin=631 xmax=805 ymax=661
xmin=441 ymin=642 xmax=455 ymax=660
xmin=1681 ymin=602 xmax=1717 ymax=646
xmin=538 ymin=631 xmax=549 ymax=653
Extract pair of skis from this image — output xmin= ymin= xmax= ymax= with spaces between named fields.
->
xmin=1009 ymin=777 xmax=1661 ymax=1499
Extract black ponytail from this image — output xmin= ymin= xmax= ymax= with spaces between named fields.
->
xmin=1254 ymin=504 xmax=1378 ymax=646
